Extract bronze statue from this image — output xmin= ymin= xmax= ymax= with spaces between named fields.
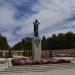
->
xmin=33 ymin=19 xmax=40 ymax=37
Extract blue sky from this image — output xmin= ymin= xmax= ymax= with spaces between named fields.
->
xmin=0 ymin=0 xmax=75 ymax=46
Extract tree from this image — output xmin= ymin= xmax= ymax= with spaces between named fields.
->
xmin=12 ymin=32 xmax=75 ymax=51
xmin=42 ymin=36 xmax=47 ymax=50
xmin=57 ymin=33 xmax=65 ymax=49
xmin=64 ymin=32 xmax=74 ymax=49
xmin=8 ymin=48 xmax=12 ymax=58
xmin=72 ymin=34 xmax=75 ymax=48
xmin=51 ymin=34 xmax=57 ymax=50
xmin=47 ymin=37 xmax=52 ymax=50
xmin=0 ymin=34 xmax=10 ymax=50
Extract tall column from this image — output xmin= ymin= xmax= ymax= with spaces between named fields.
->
xmin=32 ymin=19 xmax=41 ymax=60
xmin=32 ymin=37 xmax=41 ymax=60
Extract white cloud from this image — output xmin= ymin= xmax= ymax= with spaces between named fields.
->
xmin=17 ymin=0 xmax=75 ymax=35
xmin=2 ymin=31 xmax=14 ymax=41
xmin=12 ymin=0 xmax=34 ymax=6
xmin=0 ymin=6 xmax=14 ymax=27
xmin=1 ymin=0 xmax=75 ymax=46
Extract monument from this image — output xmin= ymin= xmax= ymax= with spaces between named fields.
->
xmin=32 ymin=19 xmax=41 ymax=60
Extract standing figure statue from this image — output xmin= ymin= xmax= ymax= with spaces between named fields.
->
xmin=33 ymin=19 xmax=40 ymax=37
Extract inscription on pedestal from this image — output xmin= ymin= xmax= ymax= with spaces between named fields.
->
xmin=32 ymin=37 xmax=41 ymax=60
xmin=35 ymin=39 xmax=40 ymax=47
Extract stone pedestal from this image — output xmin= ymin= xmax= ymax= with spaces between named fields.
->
xmin=32 ymin=37 xmax=41 ymax=60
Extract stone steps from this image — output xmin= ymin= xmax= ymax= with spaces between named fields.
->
xmin=0 ymin=63 xmax=75 ymax=74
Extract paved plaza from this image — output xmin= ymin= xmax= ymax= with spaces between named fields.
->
xmin=0 ymin=63 xmax=75 ymax=75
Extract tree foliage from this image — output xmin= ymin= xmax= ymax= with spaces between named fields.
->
xmin=11 ymin=37 xmax=32 ymax=50
xmin=11 ymin=32 xmax=75 ymax=50
xmin=0 ymin=34 xmax=9 ymax=50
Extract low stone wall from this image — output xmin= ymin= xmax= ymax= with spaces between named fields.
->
xmin=0 ymin=58 xmax=12 ymax=71
xmin=1 ymin=49 xmax=75 ymax=57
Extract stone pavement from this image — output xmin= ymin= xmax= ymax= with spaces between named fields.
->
xmin=0 ymin=63 xmax=75 ymax=75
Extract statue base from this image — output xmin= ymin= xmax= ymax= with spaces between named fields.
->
xmin=32 ymin=37 xmax=41 ymax=60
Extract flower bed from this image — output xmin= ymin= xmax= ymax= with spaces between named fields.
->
xmin=11 ymin=57 xmax=71 ymax=66
xmin=11 ymin=57 xmax=32 ymax=66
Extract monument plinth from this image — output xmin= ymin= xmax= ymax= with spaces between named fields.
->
xmin=32 ymin=19 xmax=41 ymax=60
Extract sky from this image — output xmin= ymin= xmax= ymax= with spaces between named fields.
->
xmin=0 ymin=0 xmax=75 ymax=47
